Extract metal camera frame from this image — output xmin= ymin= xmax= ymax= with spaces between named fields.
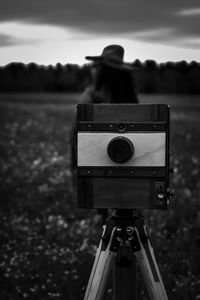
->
xmin=75 ymin=103 xmax=173 ymax=210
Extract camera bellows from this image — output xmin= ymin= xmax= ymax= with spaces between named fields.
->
xmin=107 ymin=137 xmax=134 ymax=163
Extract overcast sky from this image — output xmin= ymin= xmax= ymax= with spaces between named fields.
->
xmin=0 ymin=0 xmax=199 ymax=65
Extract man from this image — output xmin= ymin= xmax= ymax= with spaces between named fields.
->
xmin=79 ymin=44 xmax=138 ymax=104
xmin=70 ymin=44 xmax=138 ymax=220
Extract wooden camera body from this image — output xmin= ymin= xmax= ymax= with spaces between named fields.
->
xmin=75 ymin=103 xmax=171 ymax=209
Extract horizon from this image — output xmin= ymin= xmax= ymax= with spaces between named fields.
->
xmin=1 ymin=57 xmax=199 ymax=69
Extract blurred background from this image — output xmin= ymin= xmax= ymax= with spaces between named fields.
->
xmin=0 ymin=0 xmax=200 ymax=299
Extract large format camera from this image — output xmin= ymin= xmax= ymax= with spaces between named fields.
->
xmin=75 ymin=103 xmax=173 ymax=209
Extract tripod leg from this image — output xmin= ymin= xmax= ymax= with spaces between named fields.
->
xmin=113 ymin=245 xmax=137 ymax=300
xmin=84 ymin=226 xmax=118 ymax=300
xmin=134 ymin=227 xmax=168 ymax=300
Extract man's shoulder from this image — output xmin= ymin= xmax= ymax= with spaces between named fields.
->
xmin=78 ymin=86 xmax=94 ymax=104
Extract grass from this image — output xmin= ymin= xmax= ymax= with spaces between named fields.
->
xmin=0 ymin=94 xmax=200 ymax=300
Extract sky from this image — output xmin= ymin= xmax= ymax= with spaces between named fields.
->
xmin=0 ymin=0 xmax=199 ymax=66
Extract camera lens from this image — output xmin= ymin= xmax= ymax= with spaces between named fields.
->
xmin=118 ymin=123 xmax=126 ymax=132
xmin=107 ymin=137 xmax=134 ymax=163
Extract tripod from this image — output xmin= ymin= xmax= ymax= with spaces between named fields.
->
xmin=84 ymin=210 xmax=168 ymax=300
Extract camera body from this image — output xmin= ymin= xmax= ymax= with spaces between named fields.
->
xmin=75 ymin=103 xmax=171 ymax=209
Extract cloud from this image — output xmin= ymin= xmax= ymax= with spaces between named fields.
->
xmin=176 ymin=37 xmax=200 ymax=49
xmin=126 ymin=28 xmax=176 ymax=42
xmin=0 ymin=21 xmax=73 ymax=40
xmin=125 ymin=28 xmax=200 ymax=49
xmin=0 ymin=33 xmax=17 ymax=47
xmin=177 ymin=8 xmax=200 ymax=16
xmin=0 ymin=33 xmax=36 ymax=47
xmin=0 ymin=0 xmax=200 ymax=47
xmin=0 ymin=21 xmax=79 ymax=48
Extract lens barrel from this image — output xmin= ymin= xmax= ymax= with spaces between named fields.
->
xmin=107 ymin=137 xmax=134 ymax=163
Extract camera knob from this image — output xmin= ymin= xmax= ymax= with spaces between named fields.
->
xmin=167 ymin=188 xmax=175 ymax=199
xmin=107 ymin=137 xmax=134 ymax=163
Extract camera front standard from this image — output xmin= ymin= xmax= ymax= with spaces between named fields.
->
xmin=74 ymin=103 xmax=172 ymax=209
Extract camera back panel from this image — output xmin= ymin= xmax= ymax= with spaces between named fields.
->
xmin=76 ymin=104 xmax=170 ymax=209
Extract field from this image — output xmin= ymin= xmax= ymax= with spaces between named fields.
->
xmin=0 ymin=93 xmax=200 ymax=300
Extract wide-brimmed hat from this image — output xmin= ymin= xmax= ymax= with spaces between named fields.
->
xmin=85 ymin=44 xmax=132 ymax=72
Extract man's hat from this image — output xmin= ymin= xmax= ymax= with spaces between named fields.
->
xmin=85 ymin=44 xmax=132 ymax=72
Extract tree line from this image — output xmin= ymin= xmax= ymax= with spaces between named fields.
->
xmin=0 ymin=60 xmax=200 ymax=94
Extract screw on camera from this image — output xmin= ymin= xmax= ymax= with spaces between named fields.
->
xmin=117 ymin=123 xmax=126 ymax=133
